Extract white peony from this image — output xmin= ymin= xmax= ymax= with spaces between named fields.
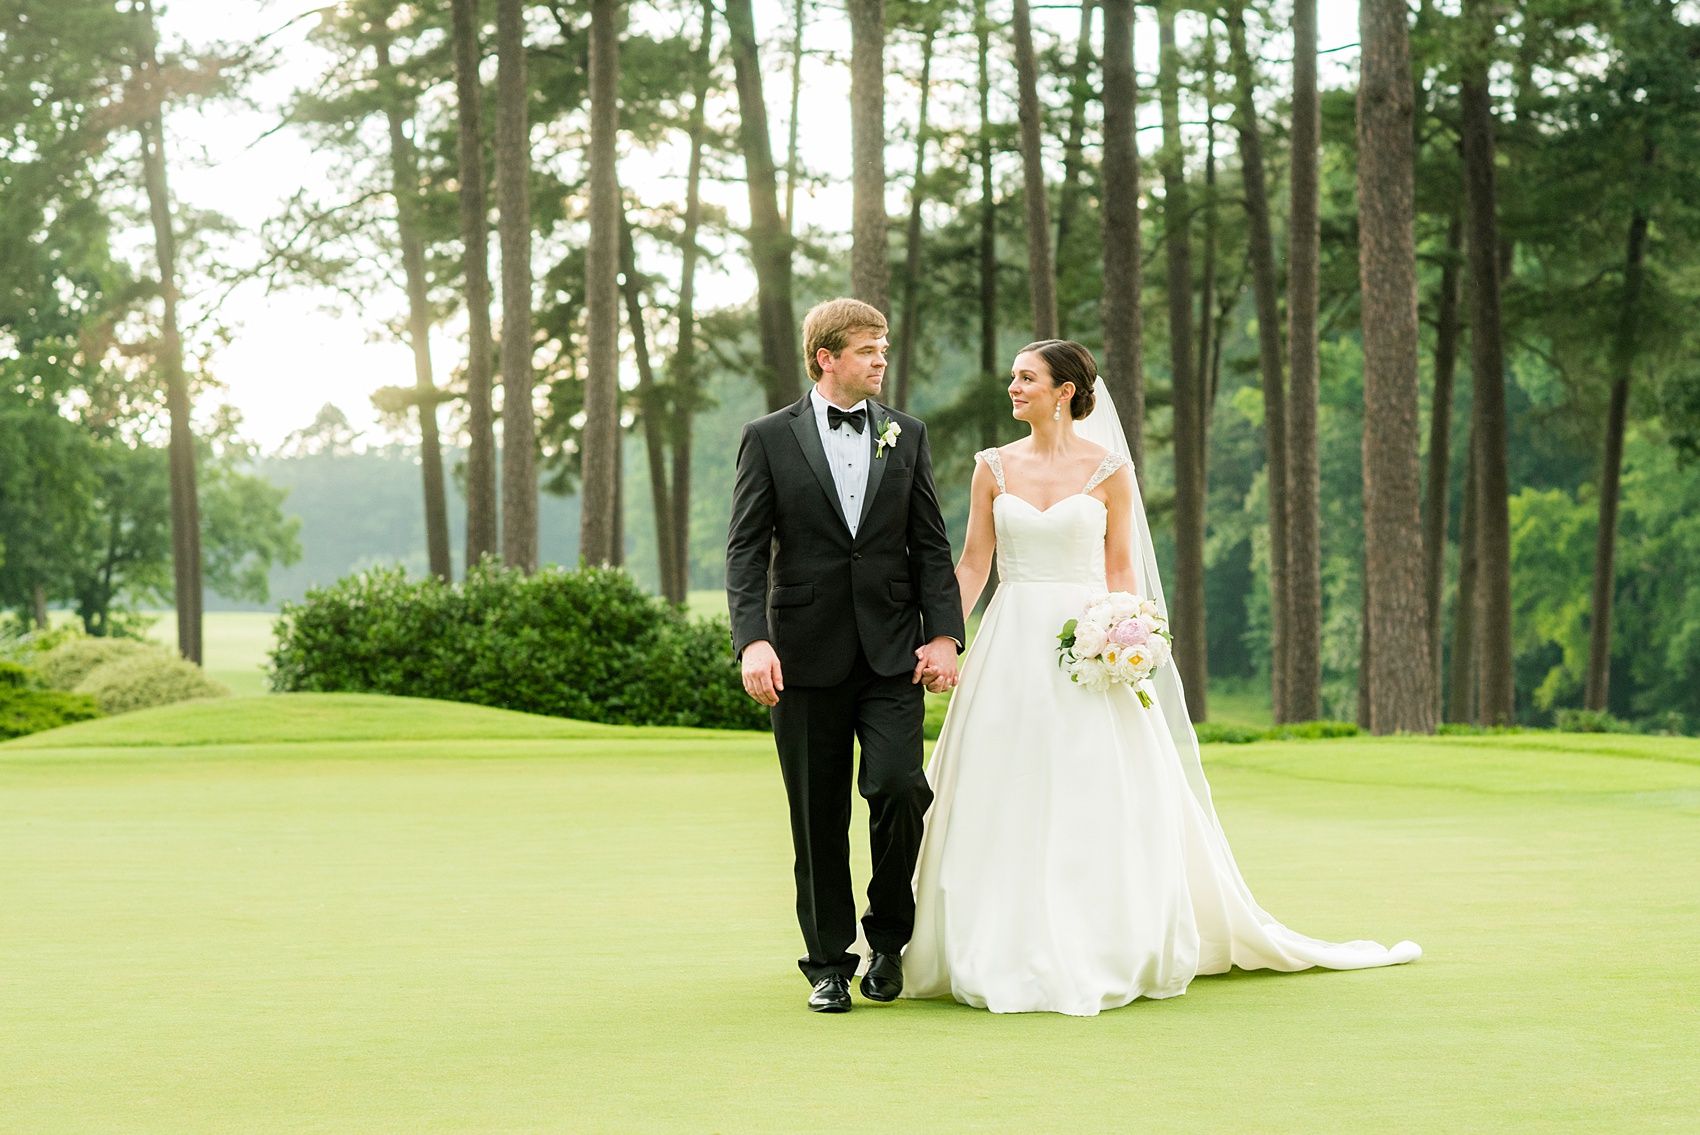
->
xmin=1106 ymin=591 xmax=1141 ymax=618
xmin=1070 ymin=656 xmax=1112 ymax=692
xmin=1072 ymin=620 xmax=1109 ymax=658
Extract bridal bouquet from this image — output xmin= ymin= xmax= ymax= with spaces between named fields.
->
xmin=1056 ymin=592 xmax=1173 ymax=706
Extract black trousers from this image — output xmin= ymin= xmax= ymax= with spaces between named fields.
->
xmin=770 ymin=646 xmax=932 ymax=983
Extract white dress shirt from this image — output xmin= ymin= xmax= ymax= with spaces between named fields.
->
xmin=810 ymin=385 xmax=872 ymax=538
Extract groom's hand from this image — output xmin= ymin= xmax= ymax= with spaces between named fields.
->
xmin=913 ymin=637 xmax=959 ymax=693
xmin=741 ymin=640 xmax=784 ymax=706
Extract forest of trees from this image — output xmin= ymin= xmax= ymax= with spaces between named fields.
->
xmin=3 ymin=0 xmax=1699 ymax=735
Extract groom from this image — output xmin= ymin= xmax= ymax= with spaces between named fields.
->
xmin=726 ymin=298 xmax=965 ymax=1013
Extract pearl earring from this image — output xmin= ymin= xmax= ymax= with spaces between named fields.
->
xmin=1053 ymin=402 xmax=1062 ymax=422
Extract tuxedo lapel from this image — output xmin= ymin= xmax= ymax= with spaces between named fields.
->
xmin=788 ymin=395 xmax=853 ymax=533
xmin=857 ymin=401 xmax=890 ymax=533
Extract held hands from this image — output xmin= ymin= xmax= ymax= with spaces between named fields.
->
xmin=741 ymin=640 xmax=784 ymax=706
xmin=913 ymin=636 xmax=960 ymax=694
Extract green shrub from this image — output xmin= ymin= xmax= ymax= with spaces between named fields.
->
xmin=269 ymin=563 xmax=768 ymax=731
xmin=0 ymin=688 xmax=103 ymax=739
xmin=1194 ymin=722 xmax=1263 ymax=744
xmin=0 ymin=660 xmax=28 ymax=689
xmin=35 ymin=636 xmax=155 ymax=692
xmin=74 ymin=653 xmax=231 ymax=715
xmin=1264 ymin=720 xmax=1361 ymax=741
xmin=1436 ymin=722 xmax=1528 ymax=736
xmin=1636 ymin=710 xmax=1691 ymax=736
xmin=1553 ymin=707 xmax=1634 ymax=734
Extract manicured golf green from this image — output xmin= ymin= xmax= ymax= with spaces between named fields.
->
xmin=3 ymin=695 xmax=1696 ymax=1131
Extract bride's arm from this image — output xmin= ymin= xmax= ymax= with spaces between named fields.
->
xmin=1102 ymin=466 xmax=1141 ymax=594
xmin=954 ymin=459 xmax=999 ymax=623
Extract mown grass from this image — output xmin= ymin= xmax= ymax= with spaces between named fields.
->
xmin=2 ymin=694 xmax=1696 ymax=1132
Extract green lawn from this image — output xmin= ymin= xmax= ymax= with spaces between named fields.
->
xmin=145 ymin=611 xmax=280 ymax=696
xmin=3 ymin=695 xmax=1695 ymax=1131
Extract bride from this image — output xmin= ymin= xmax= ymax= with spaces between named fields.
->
xmin=902 ymin=339 xmax=1419 ymax=1016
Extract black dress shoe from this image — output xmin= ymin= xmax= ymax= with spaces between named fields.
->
xmin=860 ymin=952 xmax=903 ymax=1002
xmin=808 ymin=973 xmax=852 ymax=1013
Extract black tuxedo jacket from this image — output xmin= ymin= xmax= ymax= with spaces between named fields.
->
xmin=726 ymin=392 xmax=966 ymax=688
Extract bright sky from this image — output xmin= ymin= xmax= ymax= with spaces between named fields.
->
xmin=156 ymin=0 xmax=1363 ymax=453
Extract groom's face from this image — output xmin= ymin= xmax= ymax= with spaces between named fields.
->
xmin=817 ymin=328 xmax=888 ymax=404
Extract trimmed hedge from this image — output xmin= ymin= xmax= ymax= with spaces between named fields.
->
xmin=269 ymin=563 xmax=767 ymax=731
xmin=0 ymin=687 xmax=104 ymax=739
xmin=1193 ymin=719 xmax=1363 ymax=745
xmin=74 ymin=653 xmax=231 ymax=715
xmin=0 ymin=658 xmax=103 ymax=738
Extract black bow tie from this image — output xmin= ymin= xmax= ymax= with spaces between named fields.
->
xmin=827 ymin=405 xmax=867 ymax=434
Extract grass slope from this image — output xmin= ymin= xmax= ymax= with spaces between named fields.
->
xmin=2 ymin=696 xmax=1696 ymax=1132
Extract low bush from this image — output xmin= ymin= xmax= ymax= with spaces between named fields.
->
xmin=1264 ymin=720 xmax=1361 ymax=741
xmin=269 ymin=563 xmax=768 ymax=731
xmin=1194 ymin=721 xmax=1263 ymax=744
xmin=1553 ymin=707 xmax=1635 ymax=734
xmin=1194 ymin=719 xmax=1361 ymax=744
xmin=34 ymin=636 xmax=155 ymax=692
xmin=74 ymin=653 xmax=231 ymax=715
xmin=0 ymin=661 xmax=103 ymax=738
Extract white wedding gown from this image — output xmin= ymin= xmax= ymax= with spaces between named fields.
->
xmin=901 ymin=446 xmax=1420 ymax=1016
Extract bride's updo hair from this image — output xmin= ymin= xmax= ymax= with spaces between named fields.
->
xmin=1019 ymin=339 xmax=1098 ymax=420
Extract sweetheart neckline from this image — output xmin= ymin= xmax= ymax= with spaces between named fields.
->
xmin=994 ymin=491 xmax=1108 ymax=516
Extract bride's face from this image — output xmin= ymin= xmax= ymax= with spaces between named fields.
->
xmin=1009 ymin=351 xmax=1073 ymax=423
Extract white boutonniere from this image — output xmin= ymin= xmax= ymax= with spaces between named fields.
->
xmin=875 ymin=416 xmax=901 ymax=458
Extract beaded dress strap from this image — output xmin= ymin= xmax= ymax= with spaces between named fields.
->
xmin=1083 ymin=453 xmax=1127 ymax=495
xmin=976 ymin=448 xmax=1007 ymax=494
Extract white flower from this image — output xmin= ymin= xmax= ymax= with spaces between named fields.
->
xmin=876 ymin=417 xmax=902 ymax=457
xmin=1072 ymin=620 xmax=1109 ymax=658
xmin=1106 ymin=591 xmax=1140 ymax=618
xmin=1070 ymin=657 xmax=1112 ymax=692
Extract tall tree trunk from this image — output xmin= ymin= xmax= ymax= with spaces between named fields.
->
xmin=1159 ymin=1 xmax=1206 ymax=722
xmin=1585 ymin=193 xmax=1652 ymax=711
xmin=976 ymin=0 xmax=998 ymax=439
xmin=1459 ymin=0 xmax=1512 ymax=725
xmin=1195 ymin=35 xmax=1218 ymax=459
xmin=1227 ymin=4 xmax=1286 ymax=721
xmin=783 ymin=0 xmax=804 ymax=234
xmin=1012 ymin=0 xmax=1057 ymax=340
xmin=1285 ymin=0 xmax=1321 ymax=722
xmin=1447 ymin=434 xmax=1480 ymax=723
xmin=1357 ymin=0 xmax=1435 ymax=734
xmin=379 ymin=40 xmax=453 ymax=585
xmin=848 ymin=0 xmax=888 ymax=313
xmin=726 ymin=0 xmax=802 ymax=410
xmin=452 ymin=0 xmax=498 ymax=571
xmin=1054 ymin=0 xmax=1097 ymax=337
xmin=1356 ymin=574 xmax=1371 ymax=729
xmin=668 ymin=0 xmax=714 ymax=599
xmin=1423 ymin=215 xmax=1463 ymax=717
xmin=497 ymin=0 xmax=538 ymax=570
xmin=1099 ymin=0 xmax=1143 ymax=474
xmin=620 ymin=212 xmax=679 ymax=600
xmin=137 ymin=1 xmax=203 ymax=662
xmin=580 ymin=0 xmax=622 ymax=568
xmin=893 ymin=25 xmax=938 ymax=413
xmin=31 ymin=583 xmax=48 ymax=630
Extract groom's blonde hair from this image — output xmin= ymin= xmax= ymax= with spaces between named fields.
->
xmin=803 ymin=298 xmax=888 ymax=381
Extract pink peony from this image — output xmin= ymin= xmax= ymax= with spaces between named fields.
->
xmin=1111 ymin=618 xmax=1149 ymax=647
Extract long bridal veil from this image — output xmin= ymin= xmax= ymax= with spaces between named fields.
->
xmin=1074 ymin=384 xmax=1420 ymax=970
xmin=1070 ymin=382 xmax=1223 ymax=828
